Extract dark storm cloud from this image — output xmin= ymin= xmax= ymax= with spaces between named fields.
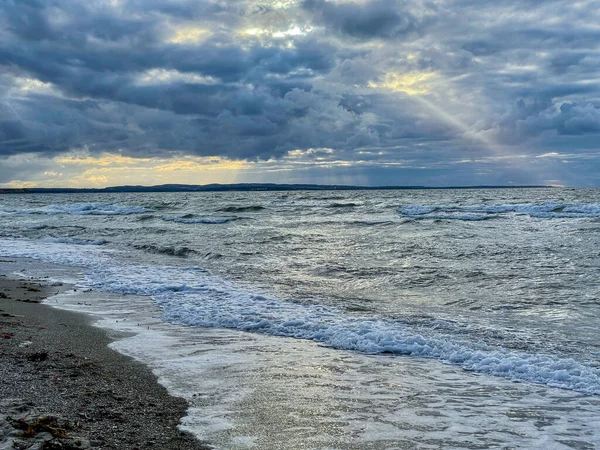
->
xmin=1 ymin=0 xmax=600 ymax=185
xmin=0 ymin=0 xmax=346 ymax=160
xmin=302 ymin=0 xmax=430 ymax=40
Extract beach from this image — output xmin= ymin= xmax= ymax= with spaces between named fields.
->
xmin=0 ymin=272 xmax=209 ymax=450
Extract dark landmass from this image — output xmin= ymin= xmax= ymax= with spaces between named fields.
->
xmin=0 ymin=183 xmax=554 ymax=194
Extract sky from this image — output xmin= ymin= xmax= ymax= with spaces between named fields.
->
xmin=1 ymin=0 xmax=600 ymax=188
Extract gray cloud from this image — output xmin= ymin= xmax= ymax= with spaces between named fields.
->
xmin=302 ymin=0 xmax=431 ymax=40
xmin=1 ymin=0 xmax=600 ymax=185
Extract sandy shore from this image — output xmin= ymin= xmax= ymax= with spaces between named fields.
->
xmin=0 ymin=272 xmax=211 ymax=450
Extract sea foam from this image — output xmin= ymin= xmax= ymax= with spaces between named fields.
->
xmin=398 ymin=202 xmax=600 ymax=220
xmin=1 ymin=237 xmax=599 ymax=395
xmin=1 ymin=202 xmax=151 ymax=216
xmin=41 ymin=237 xmax=107 ymax=246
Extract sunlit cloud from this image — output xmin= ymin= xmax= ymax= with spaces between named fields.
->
xmin=3 ymin=180 xmax=37 ymax=188
xmin=271 ymin=0 xmax=299 ymax=8
xmin=32 ymin=153 xmax=252 ymax=187
xmin=55 ymin=154 xmax=249 ymax=171
xmin=135 ymin=69 xmax=217 ymax=86
xmin=13 ymin=78 xmax=54 ymax=93
xmin=85 ymin=175 xmax=109 ymax=185
xmin=368 ymin=72 xmax=436 ymax=95
xmin=287 ymin=148 xmax=334 ymax=158
xmin=536 ymin=152 xmax=562 ymax=158
xmin=240 ymin=25 xmax=312 ymax=39
xmin=167 ymin=27 xmax=211 ymax=44
xmin=7 ymin=78 xmax=59 ymax=98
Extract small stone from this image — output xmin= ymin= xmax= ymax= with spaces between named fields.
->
xmin=37 ymin=431 xmax=54 ymax=441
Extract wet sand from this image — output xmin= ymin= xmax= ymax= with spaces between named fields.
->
xmin=0 ymin=272 xmax=211 ymax=450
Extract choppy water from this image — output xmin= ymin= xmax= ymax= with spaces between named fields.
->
xmin=1 ymin=188 xmax=599 ymax=448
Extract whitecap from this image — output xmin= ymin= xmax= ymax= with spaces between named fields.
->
xmin=1 ymin=202 xmax=152 ymax=215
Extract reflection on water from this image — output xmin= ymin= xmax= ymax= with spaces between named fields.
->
xmin=44 ymin=284 xmax=600 ymax=450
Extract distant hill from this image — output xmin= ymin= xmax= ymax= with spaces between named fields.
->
xmin=0 ymin=183 xmax=553 ymax=194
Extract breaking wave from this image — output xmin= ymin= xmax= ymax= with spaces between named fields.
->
xmin=162 ymin=216 xmax=237 ymax=224
xmin=41 ymin=237 xmax=107 ymax=246
xmin=1 ymin=202 xmax=152 ymax=216
xmin=328 ymin=202 xmax=359 ymax=208
xmin=136 ymin=214 xmax=156 ymax=222
xmin=399 ymin=202 xmax=600 ymax=220
xmin=132 ymin=244 xmax=198 ymax=258
xmin=218 ymin=205 xmax=265 ymax=212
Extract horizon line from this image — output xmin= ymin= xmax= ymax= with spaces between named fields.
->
xmin=0 ymin=182 xmax=562 ymax=194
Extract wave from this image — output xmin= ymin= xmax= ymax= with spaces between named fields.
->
xmin=24 ymin=225 xmax=87 ymax=231
xmin=162 ymin=216 xmax=237 ymax=224
xmin=297 ymin=195 xmax=346 ymax=201
xmin=26 ymin=224 xmax=55 ymax=230
xmin=401 ymin=206 xmax=438 ymax=215
xmin=132 ymin=244 xmax=198 ymax=257
xmin=1 ymin=237 xmax=600 ymax=395
xmin=412 ymin=214 xmax=496 ymax=221
xmin=398 ymin=202 xmax=600 ymax=220
xmin=218 ymin=205 xmax=265 ymax=212
xmin=142 ymin=200 xmax=186 ymax=211
xmin=327 ymin=202 xmax=359 ymax=208
xmin=41 ymin=237 xmax=107 ymax=246
xmin=1 ymin=202 xmax=152 ymax=216
xmin=270 ymin=199 xmax=359 ymax=209
xmin=346 ymin=220 xmax=394 ymax=227
xmin=136 ymin=214 xmax=156 ymax=222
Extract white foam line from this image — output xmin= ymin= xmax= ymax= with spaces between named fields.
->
xmin=399 ymin=202 xmax=600 ymax=219
xmin=1 ymin=202 xmax=152 ymax=216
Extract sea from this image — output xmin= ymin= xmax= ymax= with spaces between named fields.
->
xmin=1 ymin=187 xmax=599 ymax=449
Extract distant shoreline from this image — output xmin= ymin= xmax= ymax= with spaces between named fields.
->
xmin=0 ymin=183 xmax=555 ymax=194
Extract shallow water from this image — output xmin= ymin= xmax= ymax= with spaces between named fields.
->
xmin=42 ymin=286 xmax=600 ymax=449
xmin=1 ymin=188 xmax=599 ymax=447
